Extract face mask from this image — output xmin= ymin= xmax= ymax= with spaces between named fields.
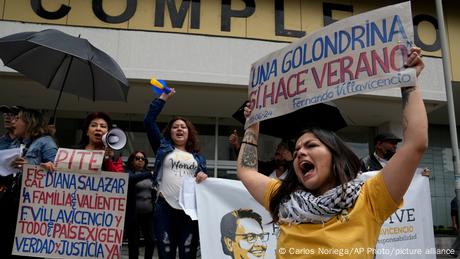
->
xmin=383 ymin=150 xmax=396 ymax=160
xmin=275 ymin=159 xmax=287 ymax=168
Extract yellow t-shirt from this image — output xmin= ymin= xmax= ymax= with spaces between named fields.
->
xmin=263 ymin=172 xmax=400 ymax=259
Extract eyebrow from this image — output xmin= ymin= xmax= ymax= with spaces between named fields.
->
xmin=295 ymin=139 xmax=317 ymax=149
xmin=91 ymin=122 xmax=107 ymax=126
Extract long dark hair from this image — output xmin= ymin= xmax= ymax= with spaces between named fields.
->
xmin=126 ymin=150 xmax=149 ymax=171
xmin=162 ymin=116 xmax=200 ymax=153
xmin=77 ymin=112 xmax=113 ymax=147
xmin=269 ymin=127 xmax=361 ymax=222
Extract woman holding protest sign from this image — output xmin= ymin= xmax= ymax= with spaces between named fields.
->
xmin=74 ymin=112 xmax=124 ymax=172
xmin=125 ymin=150 xmax=156 ymax=259
xmin=237 ymin=47 xmax=427 ymax=258
xmin=144 ymin=88 xmax=208 ymax=259
xmin=5 ymin=108 xmax=58 ymax=259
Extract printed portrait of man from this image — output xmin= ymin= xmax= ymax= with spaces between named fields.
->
xmin=220 ymin=208 xmax=269 ymax=258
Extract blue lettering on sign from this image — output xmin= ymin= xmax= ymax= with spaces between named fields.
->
xmin=250 ymin=59 xmax=278 ymax=88
xmin=259 ymin=15 xmax=408 ymax=81
xmin=15 ymin=237 xmax=55 ymax=254
xmin=58 ymin=240 xmax=104 ymax=257
xmin=45 ymin=173 xmax=126 ymax=194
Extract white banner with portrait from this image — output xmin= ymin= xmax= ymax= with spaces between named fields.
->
xmin=196 ymin=171 xmax=437 ymax=258
xmin=196 ymin=178 xmax=277 ymax=259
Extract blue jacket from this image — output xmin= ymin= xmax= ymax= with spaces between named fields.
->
xmin=144 ymin=98 xmax=207 ymax=184
xmin=0 ymin=133 xmax=15 ymax=150
xmin=21 ymin=135 xmax=58 ymax=165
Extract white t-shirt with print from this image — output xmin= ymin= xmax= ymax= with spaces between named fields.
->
xmin=159 ymin=148 xmax=197 ymax=209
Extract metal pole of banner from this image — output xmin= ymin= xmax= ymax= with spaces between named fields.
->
xmin=435 ymin=0 xmax=460 ymax=213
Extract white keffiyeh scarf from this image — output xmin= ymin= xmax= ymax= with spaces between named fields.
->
xmin=278 ymin=175 xmax=366 ymax=224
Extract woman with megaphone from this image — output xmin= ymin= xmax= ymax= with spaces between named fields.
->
xmin=144 ymin=87 xmax=208 ymax=259
xmin=74 ymin=112 xmax=124 ymax=172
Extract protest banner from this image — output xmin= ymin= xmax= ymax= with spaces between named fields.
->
xmin=246 ymin=1 xmax=416 ymax=128
xmin=54 ymin=148 xmax=105 ymax=173
xmin=12 ymin=148 xmax=128 ymax=259
xmin=196 ymin=171 xmax=437 ymax=258
xmin=196 ymin=178 xmax=277 ymax=259
xmin=363 ymin=169 xmax=437 ymax=259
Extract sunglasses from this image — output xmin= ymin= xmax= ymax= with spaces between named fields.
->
xmin=135 ymin=156 xmax=146 ymax=161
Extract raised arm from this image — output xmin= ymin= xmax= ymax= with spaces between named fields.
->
xmin=236 ymin=107 xmax=272 ymax=205
xmin=382 ymin=47 xmax=428 ymax=203
xmin=144 ymin=90 xmax=176 ymax=153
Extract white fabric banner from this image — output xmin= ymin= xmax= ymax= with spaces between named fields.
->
xmin=196 ymin=178 xmax=277 ymax=259
xmin=246 ymin=1 xmax=415 ymax=128
xmin=197 ymin=170 xmax=436 ymax=258
xmin=362 ymin=169 xmax=436 ymax=258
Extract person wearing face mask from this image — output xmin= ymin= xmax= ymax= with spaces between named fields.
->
xmin=144 ymin=89 xmax=208 ymax=259
xmin=74 ymin=112 xmax=124 ymax=172
xmin=360 ymin=132 xmax=402 ymax=172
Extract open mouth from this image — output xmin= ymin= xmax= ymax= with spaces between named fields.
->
xmin=249 ymin=247 xmax=266 ymax=257
xmin=300 ymin=161 xmax=314 ymax=175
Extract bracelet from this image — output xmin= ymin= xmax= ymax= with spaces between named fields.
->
xmin=241 ymin=141 xmax=258 ymax=147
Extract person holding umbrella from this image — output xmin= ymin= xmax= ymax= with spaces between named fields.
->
xmin=74 ymin=112 xmax=124 ymax=172
xmin=236 ymin=47 xmax=426 ymax=258
xmin=144 ymin=89 xmax=208 ymax=259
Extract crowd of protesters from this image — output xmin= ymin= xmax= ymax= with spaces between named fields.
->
xmin=0 ymin=47 xmax=433 ymax=259
xmin=0 ymin=88 xmax=209 ymax=259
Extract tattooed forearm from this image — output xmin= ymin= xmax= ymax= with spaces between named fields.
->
xmin=242 ymin=130 xmax=258 ymax=144
xmin=401 ymin=86 xmax=415 ymax=109
xmin=240 ymin=144 xmax=258 ymax=169
xmin=239 ymin=130 xmax=259 ymax=169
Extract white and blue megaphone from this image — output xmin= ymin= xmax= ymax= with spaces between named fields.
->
xmin=102 ymin=128 xmax=127 ymax=150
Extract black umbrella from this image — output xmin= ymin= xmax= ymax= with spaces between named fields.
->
xmin=0 ymin=29 xmax=129 ymax=123
xmin=232 ymin=102 xmax=347 ymax=139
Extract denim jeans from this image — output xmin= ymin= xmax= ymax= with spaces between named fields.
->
xmin=154 ymin=196 xmax=199 ymax=259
